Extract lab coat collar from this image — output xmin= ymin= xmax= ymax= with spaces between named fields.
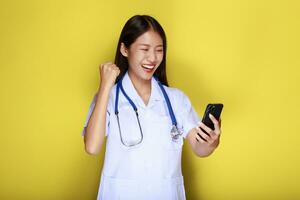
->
xmin=120 ymin=71 xmax=164 ymax=108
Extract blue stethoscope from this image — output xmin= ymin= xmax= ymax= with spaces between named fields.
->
xmin=114 ymin=76 xmax=183 ymax=147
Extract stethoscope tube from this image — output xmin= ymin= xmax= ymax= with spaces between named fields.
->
xmin=155 ymin=77 xmax=178 ymax=127
xmin=115 ymin=81 xmax=143 ymax=147
xmin=114 ymin=75 xmax=182 ymax=147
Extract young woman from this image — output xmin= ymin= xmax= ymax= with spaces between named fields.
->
xmin=82 ymin=15 xmax=221 ymax=200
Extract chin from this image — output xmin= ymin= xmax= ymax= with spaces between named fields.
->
xmin=129 ymin=67 xmax=156 ymax=82
xmin=137 ymin=71 xmax=154 ymax=80
xmin=140 ymin=74 xmax=153 ymax=81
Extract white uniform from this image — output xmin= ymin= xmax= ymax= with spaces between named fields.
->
xmin=82 ymin=72 xmax=200 ymax=200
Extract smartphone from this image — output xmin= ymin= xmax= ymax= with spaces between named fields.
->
xmin=201 ymin=104 xmax=223 ymax=132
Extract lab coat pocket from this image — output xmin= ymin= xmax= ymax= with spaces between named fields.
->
xmin=100 ymin=175 xmax=140 ymax=200
xmin=118 ymin=185 xmax=140 ymax=200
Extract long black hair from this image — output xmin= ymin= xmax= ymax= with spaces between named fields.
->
xmin=114 ymin=15 xmax=168 ymax=86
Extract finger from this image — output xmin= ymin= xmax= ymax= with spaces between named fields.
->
xmin=208 ymin=113 xmax=218 ymax=122
xmin=197 ymin=131 xmax=215 ymax=144
xmin=197 ymin=121 xmax=220 ymax=141
xmin=112 ymin=65 xmax=120 ymax=71
xmin=196 ymin=126 xmax=211 ymax=141
xmin=195 ymin=133 xmax=206 ymax=143
xmin=101 ymin=62 xmax=113 ymax=69
xmin=198 ymin=122 xmax=213 ymax=137
xmin=209 ymin=114 xmax=221 ymax=135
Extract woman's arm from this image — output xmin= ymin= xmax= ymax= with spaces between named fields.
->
xmin=84 ymin=87 xmax=110 ymax=155
xmin=84 ymin=62 xmax=120 ymax=155
xmin=186 ymin=114 xmax=221 ymax=157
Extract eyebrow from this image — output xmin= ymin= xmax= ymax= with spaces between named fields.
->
xmin=138 ymin=43 xmax=163 ymax=47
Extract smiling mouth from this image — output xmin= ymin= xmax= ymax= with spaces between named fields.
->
xmin=141 ymin=64 xmax=155 ymax=70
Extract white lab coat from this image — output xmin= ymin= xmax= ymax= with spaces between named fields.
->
xmin=82 ymin=72 xmax=200 ymax=200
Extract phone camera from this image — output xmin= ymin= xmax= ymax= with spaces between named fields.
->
xmin=211 ymin=106 xmax=215 ymax=112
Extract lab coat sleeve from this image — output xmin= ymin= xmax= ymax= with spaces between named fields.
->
xmin=81 ymin=93 xmax=111 ymax=137
xmin=177 ymin=91 xmax=200 ymax=139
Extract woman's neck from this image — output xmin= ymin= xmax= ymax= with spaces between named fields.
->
xmin=128 ymin=71 xmax=151 ymax=105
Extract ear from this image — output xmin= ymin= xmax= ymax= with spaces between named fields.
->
xmin=120 ymin=43 xmax=128 ymax=57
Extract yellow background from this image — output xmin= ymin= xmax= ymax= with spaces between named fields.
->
xmin=0 ymin=0 xmax=299 ymax=199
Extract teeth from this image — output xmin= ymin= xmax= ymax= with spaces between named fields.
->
xmin=142 ymin=65 xmax=155 ymax=69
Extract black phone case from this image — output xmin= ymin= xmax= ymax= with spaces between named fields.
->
xmin=201 ymin=104 xmax=223 ymax=131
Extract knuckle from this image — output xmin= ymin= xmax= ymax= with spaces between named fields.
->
xmin=195 ymin=136 xmax=201 ymax=143
xmin=108 ymin=65 xmax=114 ymax=70
xmin=103 ymin=64 xmax=109 ymax=69
xmin=203 ymin=134 xmax=209 ymax=140
xmin=212 ymin=134 xmax=217 ymax=140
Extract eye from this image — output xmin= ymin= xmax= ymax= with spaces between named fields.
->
xmin=156 ymin=49 xmax=163 ymax=52
xmin=140 ymin=49 xmax=149 ymax=51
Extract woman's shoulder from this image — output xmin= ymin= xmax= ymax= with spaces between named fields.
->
xmin=164 ymin=85 xmax=186 ymax=96
xmin=163 ymin=85 xmax=190 ymax=103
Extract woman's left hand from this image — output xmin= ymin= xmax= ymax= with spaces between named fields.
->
xmin=195 ymin=114 xmax=222 ymax=148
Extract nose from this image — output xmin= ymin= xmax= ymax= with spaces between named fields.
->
xmin=147 ymin=49 xmax=157 ymax=63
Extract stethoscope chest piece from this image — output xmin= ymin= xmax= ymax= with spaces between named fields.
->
xmin=170 ymin=125 xmax=183 ymax=141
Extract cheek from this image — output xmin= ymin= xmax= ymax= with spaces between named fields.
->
xmin=127 ymin=54 xmax=139 ymax=65
xmin=157 ymin=53 xmax=164 ymax=63
xmin=130 ymin=52 xmax=144 ymax=63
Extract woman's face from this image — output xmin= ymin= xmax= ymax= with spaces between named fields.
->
xmin=121 ymin=30 xmax=164 ymax=82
